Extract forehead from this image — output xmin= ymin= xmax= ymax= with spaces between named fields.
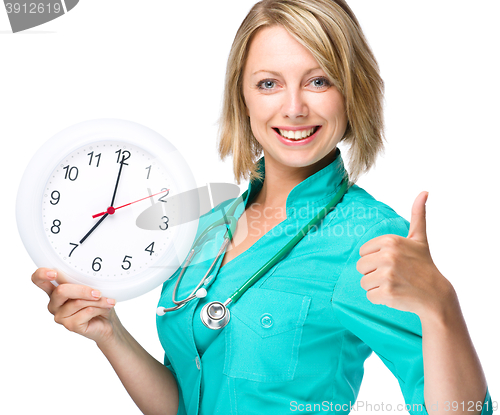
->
xmin=245 ymin=25 xmax=319 ymax=74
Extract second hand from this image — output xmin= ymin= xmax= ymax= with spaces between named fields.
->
xmin=92 ymin=189 xmax=170 ymax=218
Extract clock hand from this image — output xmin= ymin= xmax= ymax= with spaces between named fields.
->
xmin=91 ymin=189 xmax=170 ymax=218
xmin=79 ymin=160 xmax=127 ymax=244
xmin=79 ymin=213 xmax=109 ymax=244
xmin=110 ymin=159 xmax=127 ymax=207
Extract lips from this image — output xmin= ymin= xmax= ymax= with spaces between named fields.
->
xmin=273 ymin=126 xmax=320 ymax=140
xmin=272 ymin=125 xmax=322 ymax=146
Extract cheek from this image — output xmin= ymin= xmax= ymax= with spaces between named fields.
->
xmin=319 ymin=92 xmax=347 ymax=126
xmin=248 ymin=116 xmax=266 ymax=145
xmin=247 ymin=96 xmax=274 ymax=130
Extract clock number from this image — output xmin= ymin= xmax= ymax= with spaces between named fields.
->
xmin=145 ymin=165 xmax=151 ymax=179
xmin=158 ymin=188 xmax=170 ymax=203
xmin=63 ymin=165 xmax=78 ymax=181
xmin=51 ymin=219 xmax=61 ymax=234
xmin=88 ymin=151 xmax=101 ymax=167
xmin=50 ymin=190 xmax=60 ymax=205
xmin=160 ymin=216 xmax=169 ymax=231
xmin=145 ymin=242 xmax=155 ymax=256
xmin=121 ymin=255 xmax=132 ymax=270
xmin=115 ymin=149 xmax=131 ymax=164
xmin=92 ymin=257 xmax=102 ymax=272
xmin=68 ymin=243 xmax=78 ymax=257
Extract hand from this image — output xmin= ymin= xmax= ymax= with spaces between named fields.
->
xmin=79 ymin=159 xmax=127 ymax=244
xmin=110 ymin=157 xmax=126 ymax=207
xmin=31 ymin=268 xmax=117 ymax=345
xmin=79 ymin=212 xmax=108 ymax=244
xmin=91 ymin=188 xmax=169 ymax=218
xmin=356 ymin=191 xmax=455 ymax=318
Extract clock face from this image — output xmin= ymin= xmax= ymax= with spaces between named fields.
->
xmin=17 ymin=119 xmax=199 ymax=301
xmin=42 ymin=140 xmax=174 ymax=279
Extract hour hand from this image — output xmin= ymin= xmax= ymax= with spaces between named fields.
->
xmin=79 ymin=213 xmax=108 ymax=244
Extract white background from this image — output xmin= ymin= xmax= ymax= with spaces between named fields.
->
xmin=1 ymin=1 xmax=498 ymax=414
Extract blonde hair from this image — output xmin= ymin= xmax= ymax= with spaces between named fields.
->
xmin=217 ymin=0 xmax=385 ymax=186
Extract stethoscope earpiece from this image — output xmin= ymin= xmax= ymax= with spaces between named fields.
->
xmin=196 ymin=288 xmax=207 ymax=298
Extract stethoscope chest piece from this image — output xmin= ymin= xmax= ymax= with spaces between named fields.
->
xmin=200 ymin=301 xmax=230 ymax=330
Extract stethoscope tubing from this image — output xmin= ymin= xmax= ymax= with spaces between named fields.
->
xmin=158 ymin=197 xmax=245 ymax=313
xmin=229 ymin=177 xmax=348 ymax=304
xmin=157 ymin=177 xmax=348 ymax=319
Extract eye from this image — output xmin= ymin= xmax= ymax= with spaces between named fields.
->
xmin=256 ymin=79 xmax=277 ymax=91
xmin=310 ymin=77 xmax=331 ymax=89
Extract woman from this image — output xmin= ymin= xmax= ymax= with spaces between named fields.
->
xmin=32 ymin=0 xmax=492 ymax=414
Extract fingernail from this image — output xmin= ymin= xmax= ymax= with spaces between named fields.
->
xmin=46 ymin=271 xmax=57 ymax=279
xmin=106 ymin=298 xmax=116 ymax=306
xmin=92 ymin=290 xmax=101 ymax=298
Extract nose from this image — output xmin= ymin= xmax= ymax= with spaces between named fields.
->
xmin=281 ymin=88 xmax=308 ymax=119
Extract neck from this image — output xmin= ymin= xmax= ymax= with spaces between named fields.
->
xmin=252 ymin=147 xmax=338 ymax=209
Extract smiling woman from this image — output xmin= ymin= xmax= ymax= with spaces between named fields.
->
xmin=27 ymin=1 xmax=494 ymax=415
xmin=156 ymin=0 xmax=493 ymax=413
xmin=218 ymin=0 xmax=384 ymax=187
xmin=241 ymin=25 xmax=347 ymax=176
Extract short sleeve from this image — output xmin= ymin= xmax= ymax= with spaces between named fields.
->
xmin=331 ymin=217 xmax=493 ymax=415
xmin=332 ymin=217 xmax=426 ymax=413
xmin=481 ymin=388 xmax=493 ymax=415
xmin=163 ymin=354 xmax=187 ymax=415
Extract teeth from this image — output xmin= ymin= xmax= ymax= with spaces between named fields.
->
xmin=278 ymin=127 xmax=317 ymax=140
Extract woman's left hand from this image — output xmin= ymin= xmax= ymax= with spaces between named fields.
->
xmin=356 ymin=191 xmax=456 ymax=319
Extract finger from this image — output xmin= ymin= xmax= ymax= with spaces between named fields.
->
xmin=359 ymin=232 xmax=401 ymax=257
xmin=56 ymin=297 xmax=116 ymax=321
xmin=360 ymin=269 xmax=383 ymax=292
xmin=31 ymin=268 xmax=58 ymax=297
xmin=60 ymin=305 xmax=113 ymax=335
xmin=49 ymin=284 xmax=102 ymax=314
xmin=356 ymin=251 xmax=379 ymax=275
xmin=407 ymin=191 xmax=429 ymax=243
xmin=365 ymin=286 xmax=385 ymax=305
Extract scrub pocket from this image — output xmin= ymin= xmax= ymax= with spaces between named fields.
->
xmin=223 ymin=287 xmax=311 ymax=382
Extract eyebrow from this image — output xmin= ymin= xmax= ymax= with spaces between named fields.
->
xmin=252 ymin=67 xmax=322 ymax=77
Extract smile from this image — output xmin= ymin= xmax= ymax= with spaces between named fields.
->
xmin=273 ymin=126 xmax=320 ymax=140
xmin=272 ymin=125 xmax=322 ymax=147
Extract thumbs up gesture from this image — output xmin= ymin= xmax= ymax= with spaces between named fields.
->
xmin=357 ymin=191 xmax=455 ymax=318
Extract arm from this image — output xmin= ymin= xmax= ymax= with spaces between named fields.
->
xmin=32 ymin=268 xmax=179 ymax=415
xmin=356 ymin=192 xmax=490 ymax=415
xmin=419 ymin=286 xmax=488 ymax=415
xmin=332 ymin=216 xmax=492 ymax=415
xmin=97 ymin=310 xmax=179 ymax=415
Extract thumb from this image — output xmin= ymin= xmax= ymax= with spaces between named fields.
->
xmin=407 ymin=191 xmax=429 ymax=243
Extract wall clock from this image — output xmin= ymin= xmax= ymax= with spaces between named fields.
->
xmin=16 ymin=119 xmax=199 ymax=301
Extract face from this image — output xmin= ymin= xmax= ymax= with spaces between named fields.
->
xmin=242 ymin=25 xmax=348 ymax=172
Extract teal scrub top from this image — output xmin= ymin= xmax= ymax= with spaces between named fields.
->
xmin=156 ymin=147 xmax=493 ymax=415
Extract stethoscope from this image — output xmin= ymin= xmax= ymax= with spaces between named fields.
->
xmin=157 ymin=177 xmax=349 ymax=330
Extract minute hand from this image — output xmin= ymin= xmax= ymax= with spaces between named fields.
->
xmin=110 ymin=159 xmax=126 ymax=207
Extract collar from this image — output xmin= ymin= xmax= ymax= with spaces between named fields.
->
xmin=242 ymin=147 xmax=348 ymax=215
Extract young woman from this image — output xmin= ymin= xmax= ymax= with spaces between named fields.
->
xmin=32 ymin=1 xmax=492 ymax=414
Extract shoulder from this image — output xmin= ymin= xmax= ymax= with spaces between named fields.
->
xmin=193 ymin=197 xmax=238 ymax=238
xmin=200 ymin=197 xmax=236 ymax=221
xmin=323 ymin=183 xmax=410 ymax=247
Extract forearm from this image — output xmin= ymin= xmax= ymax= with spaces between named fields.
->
xmin=97 ymin=310 xmax=179 ymax=415
xmin=420 ymin=284 xmax=487 ymax=415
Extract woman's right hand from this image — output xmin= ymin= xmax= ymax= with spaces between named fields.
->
xmin=31 ymin=267 xmax=117 ymax=346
